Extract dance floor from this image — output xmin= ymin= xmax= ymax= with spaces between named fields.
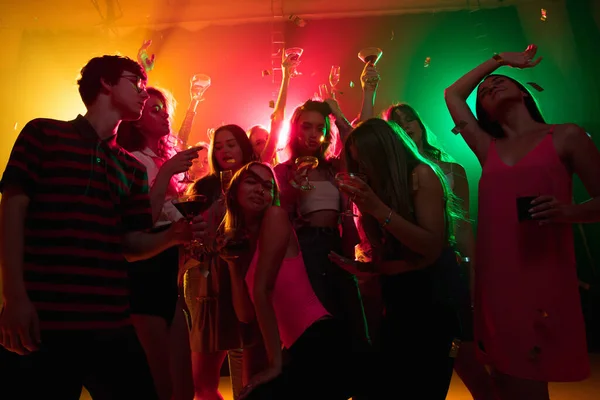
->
xmin=80 ymin=353 xmax=600 ymax=399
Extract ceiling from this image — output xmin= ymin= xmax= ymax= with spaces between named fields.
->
xmin=0 ymin=0 xmax=530 ymax=30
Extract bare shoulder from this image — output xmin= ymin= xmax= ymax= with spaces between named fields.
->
xmin=553 ymin=123 xmax=587 ymax=139
xmin=551 ymin=123 xmax=591 ymax=158
xmin=413 ymin=163 xmax=443 ymax=191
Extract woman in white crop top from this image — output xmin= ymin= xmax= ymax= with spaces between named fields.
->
xmin=219 ymin=162 xmax=370 ymax=400
xmin=117 ymin=87 xmax=200 ymax=400
xmin=272 ymin=100 xmax=370 ymax=346
xmin=384 ymin=103 xmax=493 ymax=400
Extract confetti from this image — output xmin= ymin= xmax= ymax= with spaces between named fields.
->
xmin=537 ymin=309 xmax=549 ymax=318
xmin=289 ymin=15 xmax=307 ymax=27
xmin=527 ymin=82 xmax=544 ymax=92
xmin=424 ymin=57 xmax=431 ymax=68
xmin=13 ymin=122 xmax=18 ymax=130
xmin=391 ymin=30 xmax=395 ymax=41
xmin=269 ymin=100 xmax=275 ymax=108
xmin=310 ymin=71 xmax=316 ymax=77
xmin=349 ymin=81 xmax=355 ymax=88
xmin=451 ymin=121 xmax=468 ymax=135
xmin=540 ymin=9 xmax=547 ymax=22
xmin=262 ymin=69 xmax=271 ymax=77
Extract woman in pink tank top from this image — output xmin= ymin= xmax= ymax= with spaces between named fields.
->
xmin=220 ymin=162 xmax=370 ymax=400
xmin=445 ymin=44 xmax=600 ymax=399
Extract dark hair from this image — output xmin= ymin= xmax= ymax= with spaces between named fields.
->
xmin=384 ymin=103 xmax=448 ymax=162
xmin=208 ymin=124 xmax=256 ymax=175
xmin=345 ymin=118 xmax=462 ymax=260
xmin=247 ymin=125 xmax=269 ymax=141
xmin=287 ymin=100 xmax=337 ymax=161
xmin=224 ymin=162 xmax=280 ymax=236
xmin=78 ymin=55 xmax=146 ymax=107
xmin=475 ymin=74 xmax=546 ymax=138
xmin=116 ymin=87 xmax=176 ymax=161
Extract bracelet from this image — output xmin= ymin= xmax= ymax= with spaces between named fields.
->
xmin=381 ymin=209 xmax=393 ymax=228
xmin=492 ymin=53 xmax=504 ymax=64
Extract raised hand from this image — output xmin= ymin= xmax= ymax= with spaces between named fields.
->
xmin=499 ymin=44 xmax=543 ymax=69
xmin=361 ymin=63 xmax=380 ymax=92
xmin=163 ymin=146 xmax=203 ymax=176
xmin=137 ymin=39 xmax=156 ymax=72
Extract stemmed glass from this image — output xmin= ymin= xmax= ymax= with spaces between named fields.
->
xmin=284 ymin=47 xmax=304 ymax=78
xmin=220 ymin=170 xmax=233 ymax=195
xmin=335 ymin=172 xmax=368 ymax=217
xmin=290 ymin=156 xmax=319 ymax=191
xmin=172 ymin=194 xmax=209 ymax=258
xmin=329 ymin=65 xmax=341 ymax=91
xmin=190 ymin=74 xmax=211 ymax=101
xmin=358 ymin=47 xmax=383 ymax=85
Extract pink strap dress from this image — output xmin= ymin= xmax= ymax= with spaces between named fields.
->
xmin=475 ymin=126 xmax=589 ymax=381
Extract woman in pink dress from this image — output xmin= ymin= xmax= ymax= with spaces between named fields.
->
xmin=444 ymin=44 xmax=600 ymax=399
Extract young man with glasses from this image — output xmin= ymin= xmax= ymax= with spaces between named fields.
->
xmin=0 ymin=55 xmax=205 ymax=399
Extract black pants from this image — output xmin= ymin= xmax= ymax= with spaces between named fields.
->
xmin=0 ymin=327 xmax=158 ymax=400
xmin=245 ymin=318 xmax=373 ymax=400
xmin=296 ymin=227 xmax=370 ymax=343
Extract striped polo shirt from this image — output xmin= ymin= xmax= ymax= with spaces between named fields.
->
xmin=0 ymin=115 xmax=153 ymax=331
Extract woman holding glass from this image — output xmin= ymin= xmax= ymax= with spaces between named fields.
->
xmin=329 ymin=118 xmax=463 ymax=399
xmin=272 ymin=100 xmax=369 ymax=345
xmin=183 ymin=124 xmax=256 ymax=400
xmin=445 ymin=45 xmax=600 ymax=399
xmin=117 ymin=86 xmax=200 ymax=400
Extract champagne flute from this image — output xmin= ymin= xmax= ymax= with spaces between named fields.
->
xmin=220 ymin=170 xmax=233 ymax=195
xmin=329 ymin=65 xmax=341 ymax=89
xmin=335 ymin=172 xmax=368 ymax=217
xmin=290 ymin=156 xmax=319 ymax=191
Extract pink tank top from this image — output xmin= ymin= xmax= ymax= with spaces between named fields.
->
xmin=245 ymin=249 xmax=330 ymax=349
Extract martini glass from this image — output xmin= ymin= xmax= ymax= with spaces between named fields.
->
xmin=191 ymin=74 xmax=211 ymax=101
xmin=358 ymin=47 xmax=383 ymax=85
xmin=172 ymin=194 xmax=210 ymax=259
xmin=284 ymin=47 xmax=304 ymax=78
xmin=335 ymin=172 xmax=368 ymax=217
xmin=290 ymin=156 xmax=319 ymax=191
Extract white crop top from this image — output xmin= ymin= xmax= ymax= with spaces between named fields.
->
xmin=298 ymin=181 xmax=340 ymax=216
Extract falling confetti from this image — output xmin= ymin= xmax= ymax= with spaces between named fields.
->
xmin=310 ymin=71 xmax=317 ymax=77
xmin=424 ymin=57 xmax=431 ymax=68
xmin=269 ymin=100 xmax=275 ymax=108
xmin=349 ymin=81 xmax=355 ymax=88
xmin=390 ymin=30 xmax=395 ymax=41
xmin=262 ymin=69 xmax=271 ymax=77
xmin=527 ymin=82 xmax=544 ymax=92
xmin=540 ymin=9 xmax=547 ymax=22
xmin=451 ymin=120 xmax=468 ymax=135
xmin=289 ymin=15 xmax=307 ymax=27
xmin=13 ymin=122 xmax=18 ymax=130
xmin=537 ymin=309 xmax=549 ymax=318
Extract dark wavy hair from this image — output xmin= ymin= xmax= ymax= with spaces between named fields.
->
xmin=475 ymin=74 xmax=546 ymax=138
xmin=345 ymin=118 xmax=462 ymax=260
xmin=116 ymin=87 xmax=176 ymax=162
xmin=383 ymin=103 xmax=450 ymax=162
xmin=224 ymin=162 xmax=280 ymax=237
xmin=287 ymin=100 xmax=339 ymax=162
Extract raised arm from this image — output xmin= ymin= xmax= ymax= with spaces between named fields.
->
xmin=358 ymin=63 xmax=380 ymax=122
xmin=262 ymin=53 xmax=293 ymax=163
xmin=444 ymin=44 xmax=542 ymax=162
xmin=253 ymin=207 xmax=291 ymax=373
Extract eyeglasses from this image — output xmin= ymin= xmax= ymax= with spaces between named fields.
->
xmin=121 ymin=75 xmax=147 ymax=93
